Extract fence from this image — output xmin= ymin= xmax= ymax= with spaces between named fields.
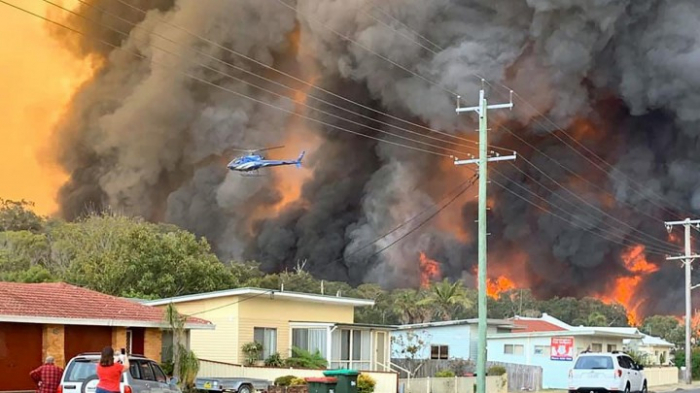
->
xmin=645 ymin=367 xmax=678 ymax=386
xmin=398 ymin=376 xmax=507 ymax=393
xmin=198 ymin=359 xmax=399 ymax=393
xmin=390 ymin=359 xmax=541 ymax=391
xmin=487 ymin=362 xmax=542 ymax=391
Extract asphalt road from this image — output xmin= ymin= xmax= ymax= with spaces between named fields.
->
xmin=653 ymin=390 xmax=700 ymax=393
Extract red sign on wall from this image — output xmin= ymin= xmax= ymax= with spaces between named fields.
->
xmin=550 ymin=337 xmax=574 ymax=361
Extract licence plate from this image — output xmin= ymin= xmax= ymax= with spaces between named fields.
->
xmin=204 ymin=382 xmax=212 ymax=389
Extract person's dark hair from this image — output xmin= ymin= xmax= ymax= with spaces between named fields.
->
xmin=99 ymin=346 xmax=114 ymax=367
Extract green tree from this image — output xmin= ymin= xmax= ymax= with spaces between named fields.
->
xmin=391 ymin=288 xmax=433 ymax=324
xmin=428 ymin=279 xmax=473 ymax=321
xmin=0 ymin=198 xmax=45 ymax=232
xmin=641 ymin=315 xmax=684 ymax=347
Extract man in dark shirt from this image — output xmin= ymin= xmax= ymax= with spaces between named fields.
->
xmin=30 ymin=356 xmax=64 ymax=393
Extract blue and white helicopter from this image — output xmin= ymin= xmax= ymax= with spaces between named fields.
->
xmin=226 ymin=145 xmax=305 ymax=176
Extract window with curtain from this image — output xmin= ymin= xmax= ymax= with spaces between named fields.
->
xmin=291 ymin=328 xmax=328 ymax=359
xmin=254 ymin=327 xmax=277 ymax=360
xmin=332 ymin=329 xmax=371 ymax=370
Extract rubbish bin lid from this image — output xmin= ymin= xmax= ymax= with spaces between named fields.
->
xmin=323 ymin=369 xmax=360 ymax=376
xmin=305 ymin=377 xmax=338 ymax=383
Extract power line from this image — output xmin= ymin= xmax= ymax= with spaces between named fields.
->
xmin=272 ymin=0 xmax=460 ymax=97
xmin=350 ymin=0 xmax=691 ymax=222
xmin=487 ymin=82 xmax=692 ymax=220
xmin=496 ymin=123 xmax=672 ymax=228
xmin=490 ymin=166 xmax=674 ymax=256
xmin=108 ymin=0 xmax=504 ymax=151
xmin=2 ymin=0 xmax=456 ymax=158
xmin=69 ymin=0 xmax=481 ymax=155
xmin=336 ymin=171 xmax=478 ymax=264
xmin=355 ymin=173 xmax=479 ymax=263
xmin=510 ymin=158 xmax=677 ymax=253
xmin=42 ymin=0 xmax=475 ymax=158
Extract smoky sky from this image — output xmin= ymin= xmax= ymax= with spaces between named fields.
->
xmin=46 ymin=0 xmax=700 ymax=318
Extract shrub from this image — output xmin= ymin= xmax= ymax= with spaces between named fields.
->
xmin=274 ymin=375 xmax=297 ymax=386
xmin=358 ymin=374 xmax=376 ymax=393
xmin=241 ymin=342 xmax=262 ymax=366
xmin=435 ymin=370 xmax=455 ymax=378
xmin=487 ymin=365 xmax=506 ymax=376
xmin=290 ymin=377 xmax=307 ymax=386
xmin=284 ymin=347 xmax=328 ymax=369
xmin=265 ymin=352 xmax=284 ymax=367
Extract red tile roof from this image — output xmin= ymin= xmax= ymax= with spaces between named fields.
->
xmin=0 ymin=282 xmax=212 ymax=328
xmin=511 ymin=319 xmax=567 ymax=333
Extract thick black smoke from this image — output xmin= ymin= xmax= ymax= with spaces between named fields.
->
xmin=49 ymin=0 xmax=700 ymax=317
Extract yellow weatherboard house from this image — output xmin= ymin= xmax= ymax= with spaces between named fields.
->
xmin=142 ymin=287 xmax=394 ymax=371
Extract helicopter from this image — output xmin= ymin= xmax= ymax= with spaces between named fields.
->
xmin=226 ymin=145 xmax=305 ymax=175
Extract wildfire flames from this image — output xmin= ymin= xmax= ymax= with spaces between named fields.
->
xmin=599 ymin=245 xmax=658 ymax=326
xmin=487 ymin=276 xmax=517 ymax=299
xmin=419 ymin=252 xmax=441 ymax=288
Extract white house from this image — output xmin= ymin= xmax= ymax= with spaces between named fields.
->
xmin=624 ymin=334 xmax=675 ymax=365
xmin=487 ymin=314 xmax=643 ymax=389
xmin=390 ymin=318 xmax=517 ymax=362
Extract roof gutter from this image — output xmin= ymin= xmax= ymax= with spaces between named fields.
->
xmin=0 ymin=315 xmax=216 ymax=330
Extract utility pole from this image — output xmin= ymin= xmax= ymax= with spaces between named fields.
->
xmin=665 ymin=218 xmax=700 ymax=384
xmin=455 ymin=80 xmax=516 ymax=393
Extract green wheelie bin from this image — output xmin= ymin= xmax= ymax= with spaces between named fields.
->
xmin=322 ymin=369 xmax=360 ymax=393
xmin=305 ymin=377 xmax=338 ymax=393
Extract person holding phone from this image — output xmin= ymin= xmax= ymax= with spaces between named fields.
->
xmin=95 ymin=347 xmax=130 ymax=393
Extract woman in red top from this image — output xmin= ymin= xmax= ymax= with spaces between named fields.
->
xmin=96 ymin=346 xmax=130 ymax=393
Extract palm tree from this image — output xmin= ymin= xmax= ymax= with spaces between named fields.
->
xmin=429 ymin=279 xmax=473 ymax=321
xmin=391 ymin=289 xmax=434 ymax=324
xmin=164 ymin=303 xmax=200 ymax=391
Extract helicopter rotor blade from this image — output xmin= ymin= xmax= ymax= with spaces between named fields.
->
xmin=255 ymin=145 xmax=285 ymax=153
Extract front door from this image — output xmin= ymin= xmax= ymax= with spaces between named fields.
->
xmin=375 ymin=331 xmax=386 ymax=371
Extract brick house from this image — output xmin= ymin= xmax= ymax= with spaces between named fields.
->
xmin=0 ymin=282 xmax=213 ymax=392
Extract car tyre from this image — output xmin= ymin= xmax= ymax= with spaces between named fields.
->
xmin=641 ymin=381 xmax=648 ymax=393
xmin=238 ymin=384 xmax=253 ymax=393
xmin=80 ymin=376 xmax=99 ymax=393
xmin=624 ymin=383 xmax=631 ymax=393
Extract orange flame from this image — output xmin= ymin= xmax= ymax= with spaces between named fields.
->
xmin=487 ymin=276 xmax=516 ymax=299
xmin=599 ymin=244 xmax=658 ymax=326
xmin=419 ymin=252 xmax=441 ymax=288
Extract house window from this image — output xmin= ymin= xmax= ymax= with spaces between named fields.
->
xmin=292 ymin=328 xmax=328 ymax=358
xmin=534 ymin=345 xmax=550 ymax=356
xmin=504 ymin=344 xmax=524 ymax=355
xmin=591 ymin=343 xmax=602 ymax=353
xmin=431 ymin=345 xmax=449 ymax=360
xmin=254 ymin=327 xmax=277 ymax=360
xmin=331 ymin=329 xmax=371 ymax=370
xmin=608 ymin=345 xmax=617 ymax=352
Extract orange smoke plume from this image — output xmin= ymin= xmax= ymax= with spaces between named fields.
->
xmin=419 ymin=252 xmax=441 ymax=288
xmin=0 ymin=2 xmax=95 ymax=215
xmin=599 ymin=244 xmax=658 ymax=326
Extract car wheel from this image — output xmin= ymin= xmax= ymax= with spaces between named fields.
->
xmin=238 ymin=384 xmax=252 ymax=393
xmin=80 ymin=376 xmax=99 ymax=393
xmin=641 ymin=381 xmax=648 ymax=393
xmin=624 ymin=383 xmax=631 ymax=393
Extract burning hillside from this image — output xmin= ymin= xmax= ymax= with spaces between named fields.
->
xmin=22 ymin=0 xmax=700 ymax=320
